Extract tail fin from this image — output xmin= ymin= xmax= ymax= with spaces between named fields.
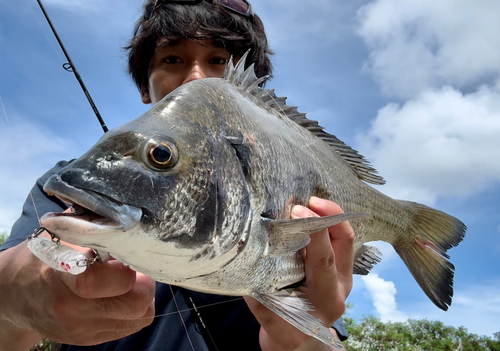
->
xmin=394 ymin=201 xmax=466 ymax=311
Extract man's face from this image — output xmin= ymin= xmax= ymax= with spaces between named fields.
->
xmin=141 ymin=38 xmax=234 ymax=104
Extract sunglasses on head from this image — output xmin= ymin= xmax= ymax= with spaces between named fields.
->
xmin=152 ymin=0 xmax=253 ymax=17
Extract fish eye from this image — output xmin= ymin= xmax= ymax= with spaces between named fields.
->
xmin=145 ymin=140 xmax=178 ymax=170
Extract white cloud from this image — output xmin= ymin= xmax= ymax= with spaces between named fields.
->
xmin=0 ymin=116 xmax=74 ymax=233
xmin=357 ymin=81 xmax=500 ymax=205
xmin=362 ymin=273 xmax=408 ymax=322
xmin=357 ymin=0 xmax=500 ymax=98
xmin=408 ymin=281 xmax=500 ymax=337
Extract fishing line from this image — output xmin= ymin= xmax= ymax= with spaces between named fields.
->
xmin=3 ymin=0 xmax=74 ymax=238
xmin=0 ymin=95 xmax=42 ymax=226
xmin=14 ymin=0 xmax=107 ymax=227
xmin=169 ymin=285 xmax=196 ymax=351
xmin=182 ymin=290 xmax=220 ymax=351
xmin=36 ymin=0 xmax=108 ymax=134
xmin=135 ymin=296 xmax=244 ymax=321
xmin=25 ymin=0 xmax=64 ymax=62
xmin=13 ymin=3 xmax=240 ymax=349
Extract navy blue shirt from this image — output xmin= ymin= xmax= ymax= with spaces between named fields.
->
xmin=1 ymin=161 xmax=347 ymax=350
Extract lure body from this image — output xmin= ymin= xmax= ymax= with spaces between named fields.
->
xmin=27 ymin=236 xmax=88 ymax=275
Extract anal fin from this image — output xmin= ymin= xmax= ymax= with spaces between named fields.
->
xmin=353 ymin=245 xmax=382 ymax=275
xmin=252 ymin=290 xmax=345 ymax=350
xmin=262 ymin=212 xmax=370 ymax=256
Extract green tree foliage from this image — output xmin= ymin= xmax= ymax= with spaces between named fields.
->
xmin=0 ymin=231 xmax=6 ymax=245
xmin=344 ymin=314 xmax=500 ymax=351
xmin=26 ymin=316 xmax=500 ymax=351
xmin=29 ymin=339 xmax=60 ymax=351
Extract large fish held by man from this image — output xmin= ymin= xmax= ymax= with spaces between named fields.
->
xmin=40 ymin=53 xmax=466 ymax=349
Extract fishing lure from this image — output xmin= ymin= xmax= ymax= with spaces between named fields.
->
xmin=27 ymin=227 xmax=101 ymax=275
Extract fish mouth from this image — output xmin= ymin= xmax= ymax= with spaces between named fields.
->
xmin=41 ymin=174 xmax=142 ymax=232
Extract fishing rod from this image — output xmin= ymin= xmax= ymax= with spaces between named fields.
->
xmin=36 ymin=0 xmax=108 ymax=133
xmin=31 ymin=0 xmax=111 ymax=267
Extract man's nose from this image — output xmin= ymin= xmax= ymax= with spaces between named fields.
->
xmin=183 ymin=62 xmax=208 ymax=84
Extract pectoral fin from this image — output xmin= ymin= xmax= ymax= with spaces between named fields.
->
xmin=252 ymin=290 xmax=345 ymax=350
xmin=262 ymin=212 xmax=370 ymax=256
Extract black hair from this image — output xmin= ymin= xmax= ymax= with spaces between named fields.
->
xmin=125 ymin=1 xmax=273 ymax=93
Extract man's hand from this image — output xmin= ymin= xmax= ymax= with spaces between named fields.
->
xmin=245 ymin=197 xmax=354 ymax=351
xmin=0 ymin=239 xmax=155 ymax=350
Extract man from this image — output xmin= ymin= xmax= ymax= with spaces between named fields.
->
xmin=0 ymin=1 xmax=354 ymax=350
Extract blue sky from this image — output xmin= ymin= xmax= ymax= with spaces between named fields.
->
xmin=1 ymin=0 xmax=500 ymax=339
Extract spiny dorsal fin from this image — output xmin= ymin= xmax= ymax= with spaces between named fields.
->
xmin=222 ymin=52 xmax=386 ymax=185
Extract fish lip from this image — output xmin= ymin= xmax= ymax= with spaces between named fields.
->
xmin=42 ymin=174 xmax=142 ymax=231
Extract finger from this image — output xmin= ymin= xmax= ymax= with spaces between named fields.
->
xmin=308 ymin=197 xmax=351 ymax=240
xmin=303 ymin=230 xmax=348 ymax=324
xmin=57 ymin=259 xmax=136 ymax=299
xmin=93 ymin=273 xmax=156 ymax=320
xmin=94 ymin=302 xmax=155 ymax=341
xmin=291 ymin=204 xmax=349 ymax=324
xmin=46 ymin=302 xmax=155 ymax=345
xmin=94 ymin=298 xmax=155 ymax=334
xmin=308 ymin=196 xmax=354 ymax=243
xmin=291 ymin=205 xmax=335 ymax=271
xmin=309 ymin=197 xmax=355 ymax=280
xmin=243 ymin=296 xmax=307 ymax=350
xmin=51 ymin=272 xmax=155 ymax=323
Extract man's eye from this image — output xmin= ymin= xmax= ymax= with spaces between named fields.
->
xmin=209 ymin=57 xmax=228 ymax=65
xmin=162 ymin=56 xmax=182 ymax=64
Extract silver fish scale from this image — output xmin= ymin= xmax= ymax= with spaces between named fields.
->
xmin=230 ymin=99 xmax=329 ymax=218
xmin=184 ymin=232 xmax=305 ymax=295
xmin=156 ymin=141 xmax=214 ymax=240
xmin=217 ymin=171 xmax=249 ymax=253
xmin=182 ymin=80 xmax=410 ymax=290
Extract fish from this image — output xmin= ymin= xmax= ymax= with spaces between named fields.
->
xmin=40 ymin=52 xmax=466 ymax=349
